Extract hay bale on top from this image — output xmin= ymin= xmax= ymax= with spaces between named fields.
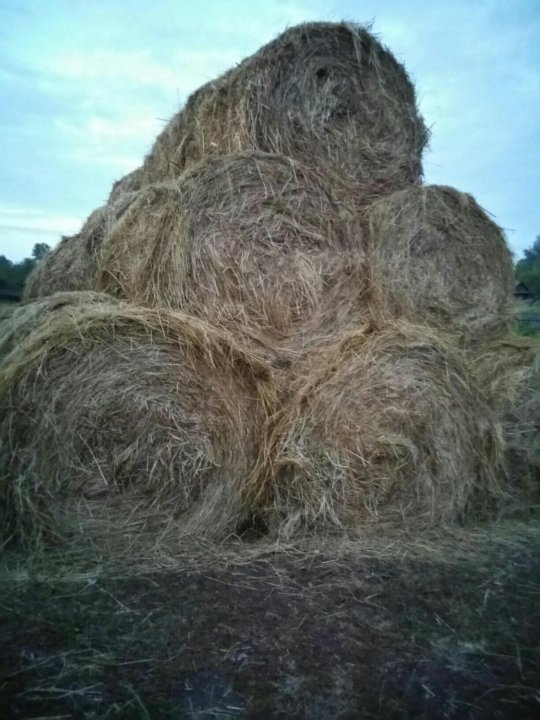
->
xmin=0 ymin=291 xmax=113 ymax=361
xmin=99 ymin=152 xmax=367 ymax=348
xmin=142 ymin=22 xmax=428 ymax=201
xmin=0 ymin=297 xmax=271 ymax=553
xmin=365 ymin=185 xmax=514 ymax=340
xmin=253 ymin=323 xmax=505 ymax=535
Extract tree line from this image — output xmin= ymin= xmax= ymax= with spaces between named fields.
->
xmin=515 ymin=236 xmax=540 ymax=296
xmin=0 ymin=243 xmax=50 ymax=293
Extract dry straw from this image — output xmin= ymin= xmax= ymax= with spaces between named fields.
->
xmin=0 ymin=291 xmax=113 ymax=360
xmin=98 ymin=152 xmax=368 ymax=350
xmin=0 ymin=294 xmax=273 ymax=554
xmin=364 ymin=185 xmax=514 ymax=340
xmin=472 ymin=333 xmax=540 ymax=491
xmin=138 ymin=22 xmax=427 ymax=201
xmin=251 ymin=322 xmax=509 ymax=536
xmin=23 ymin=207 xmax=113 ymax=300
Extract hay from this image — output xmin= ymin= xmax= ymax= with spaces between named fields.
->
xmin=364 ymin=185 xmax=514 ymax=340
xmin=141 ymin=22 xmax=428 ymax=201
xmin=98 ymin=152 xmax=368 ymax=349
xmin=23 ymin=206 xmax=114 ymax=300
xmin=0 ymin=291 xmax=114 ymax=361
xmin=251 ymin=322 xmax=507 ymax=536
xmin=23 ymin=192 xmax=136 ymax=300
xmin=0 ymin=296 xmax=272 ymax=554
xmin=108 ymin=166 xmax=144 ymax=204
xmin=473 ymin=334 xmax=540 ymax=491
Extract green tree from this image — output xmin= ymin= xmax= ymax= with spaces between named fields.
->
xmin=32 ymin=242 xmax=50 ymax=261
xmin=0 ymin=255 xmax=14 ymax=288
xmin=0 ymin=243 xmax=50 ymax=292
xmin=515 ymin=236 xmax=540 ymax=295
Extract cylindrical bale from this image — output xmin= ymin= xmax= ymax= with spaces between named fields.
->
xmin=255 ymin=323 xmax=506 ymax=535
xmin=472 ymin=334 xmax=540 ymax=492
xmin=23 ymin=206 xmax=115 ymax=300
xmin=98 ymin=152 xmax=368 ymax=347
xmin=0 ymin=297 xmax=271 ymax=554
xmin=22 ymin=194 xmax=135 ymax=302
xmin=141 ymin=22 xmax=428 ymax=201
xmin=0 ymin=291 xmax=114 ymax=361
xmin=365 ymin=185 xmax=514 ymax=340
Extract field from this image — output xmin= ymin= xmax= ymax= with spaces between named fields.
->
xmin=1 ymin=523 xmax=539 ymax=719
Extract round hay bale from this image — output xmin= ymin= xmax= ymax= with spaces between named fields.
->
xmin=473 ymin=334 xmax=540 ymax=494
xmin=365 ymin=185 xmax=514 ymax=340
xmin=254 ymin=323 xmax=506 ymax=535
xmin=142 ymin=22 xmax=428 ymax=201
xmin=98 ymin=152 xmax=368 ymax=349
xmin=0 ymin=291 xmax=114 ymax=361
xmin=23 ymin=206 xmax=114 ymax=300
xmin=0 ymin=299 xmax=271 ymax=554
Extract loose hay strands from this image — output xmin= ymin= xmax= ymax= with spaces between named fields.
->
xmin=0 ymin=291 xmax=114 ymax=361
xmin=98 ymin=152 xmax=368 ymax=350
xmin=473 ymin=333 xmax=540 ymax=490
xmin=365 ymin=185 xmax=514 ymax=341
xmin=141 ymin=22 xmax=428 ymax=201
xmin=0 ymin=295 xmax=274 ymax=556
xmin=23 ymin=207 xmax=116 ymax=300
xmin=251 ymin=322 xmax=508 ymax=536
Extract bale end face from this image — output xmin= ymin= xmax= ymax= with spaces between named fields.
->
xmin=256 ymin=324 xmax=508 ymax=536
xmin=0 ymin=298 xmax=271 ymax=555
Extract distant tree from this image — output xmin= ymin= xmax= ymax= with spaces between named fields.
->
xmin=0 ymin=243 xmax=50 ymax=292
xmin=515 ymin=236 xmax=540 ymax=295
xmin=0 ymin=255 xmax=14 ymax=288
xmin=32 ymin=242 xmax=50 ymax=261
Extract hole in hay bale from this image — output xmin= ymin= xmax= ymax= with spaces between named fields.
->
xmin=235 ymin=514 xmax=269 ymax=542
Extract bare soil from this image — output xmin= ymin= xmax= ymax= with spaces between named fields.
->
xmin=1 ymin=527 xmax=539 ymax=719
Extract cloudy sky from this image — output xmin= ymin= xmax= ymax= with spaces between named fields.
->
xmin=0 ymin=0 xmax=538 ymax=261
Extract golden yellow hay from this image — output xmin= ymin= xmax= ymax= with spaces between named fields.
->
xmin=141 ymin=22 xmax=428 ymax=201
xmin=365 ymin=185 xmax=514 ymax=340
xmin=98 ymin=152 xmax=368 ymax=349
xmin=0 ymin=295 xmax=273 ymax=554
xmin=251 ymin=322 xmax=508 ymax=536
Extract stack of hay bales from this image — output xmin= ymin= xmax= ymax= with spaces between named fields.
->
xmin=2 ymin=22 xmax=537 ymax=554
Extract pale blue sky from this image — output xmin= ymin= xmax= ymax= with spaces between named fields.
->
xmin=1 ymin=0 xmax=539 ymax=260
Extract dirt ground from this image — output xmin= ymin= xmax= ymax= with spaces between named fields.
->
xmin=1 ymin=524 xmax=539 ymax=719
